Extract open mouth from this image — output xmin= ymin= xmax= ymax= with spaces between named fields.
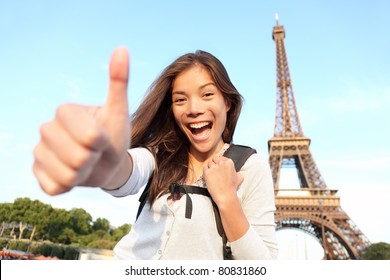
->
xmin=188 ymin=121 xmax=212 ymax=136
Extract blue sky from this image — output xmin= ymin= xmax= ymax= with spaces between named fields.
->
xmin=0 ymin=0 xmax=389 ymax=257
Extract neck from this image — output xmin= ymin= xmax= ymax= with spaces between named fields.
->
xmin=186 ymin=141 xmax=227 ymax=184
xmin=189 ymin=141 xmax=225 ymax=164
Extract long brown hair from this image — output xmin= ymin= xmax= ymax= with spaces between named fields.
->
xmin=130 ymin=50 xmax=243 ymax=204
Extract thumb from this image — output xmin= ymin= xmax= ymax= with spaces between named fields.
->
xmin=105 ymin=47 xmax=130 ymax=115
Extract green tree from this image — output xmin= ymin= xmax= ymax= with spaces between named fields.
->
xmin=23 ymin=199 xmax=54 ymax=240
xmin=10 ymin=197 xmax=31 ymax=222
xmin=92 ymin=229 xmax=111 ymax=240
xmin=92 ymin=217 xmax=110 ymax=232
xmin=362 ymin=242 xmax=390 ymax=260
xmin=69 ymin=208 xmax=92 ymax=235
xmin=0 ymin=198 xmax=56 ymax=240
xmin=0 ymin=198 xmax=127 ymax=247
xmin=110 ymin=224 xmax=131 ymax=241
xmin=44 ymin=208 xmax=71 ymax=242
xmin=79 ymin=229 xmax=112 ymax=247
xmin=88 ymin=239 xmax=117 ymax=250
xmin=57 ymin=228 xmax=77 ymax=245
xmin=0 ymin=202 xmax=13 ymax=223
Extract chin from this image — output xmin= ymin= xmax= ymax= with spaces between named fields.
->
xmin=191 ymin=141 xmax=219 ymax=155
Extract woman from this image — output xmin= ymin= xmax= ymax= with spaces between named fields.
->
xmin=33 ymin=47 xmax=278 ymax=259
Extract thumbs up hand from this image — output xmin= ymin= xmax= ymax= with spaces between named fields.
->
xmin=33 ymin=47 xmax=132 ymax=195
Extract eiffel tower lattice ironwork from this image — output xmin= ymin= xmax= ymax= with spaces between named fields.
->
xmin=268 ymin=15 xmax=371 ymax=259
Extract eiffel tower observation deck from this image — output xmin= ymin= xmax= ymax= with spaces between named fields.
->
xmin=268 ymin=14 xmax=371 ymax=259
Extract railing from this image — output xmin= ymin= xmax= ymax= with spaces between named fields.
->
xmin=275 ymin=188 xmax=340 ymax=207
xmin=275 ymin=188 xmax=338 ymax=196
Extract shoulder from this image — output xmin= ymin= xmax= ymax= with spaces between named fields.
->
xmin=237 ymin=150 xmax=274 ymax=207
xmin=236 ymin=147 xmax=272 ymax=187
xmin=227 ymin=144 xmax=269 ymax=173
xmin=242 ymin=152 xmax=269 ymax=172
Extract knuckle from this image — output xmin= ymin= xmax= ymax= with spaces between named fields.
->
xmin=61 ymin=169 xmax=79 ymax=187
xmin=32 ymin=145 xmax=40 ymax=160
xmin=43 ymin=184 xmax=62 ymax=196
xmin=39 ymin=122 xmax=51 ymax=139
xmin=32 ymin=162 xmax=40 ymax=177
xmin=33 ymin=166 xmax=67 ymax=196
xmin=72 ymin=150 xmax=91 ymax=169
xmin=32 ymin=143 xmax=46 ymax=164
xmin=55 ymin=103 xmax=71 ymax=119
xmin=45 ymin=184 xmax=70 ymax=196
xmin=84 ymin=127 xmax=104 ymax=146
xmin=226 ymin=158 xmax=234 ymax=167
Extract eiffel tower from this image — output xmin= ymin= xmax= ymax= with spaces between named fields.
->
xmin=268 ymin=15 xmax=371 ymax=259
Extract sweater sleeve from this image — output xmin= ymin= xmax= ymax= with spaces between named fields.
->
xmin=228 ymin=153 xmax=278 ymax=259
xmin=103 ymin=147 xmax=155 ymax=197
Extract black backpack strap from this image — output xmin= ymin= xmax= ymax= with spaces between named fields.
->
xmin=219 ymin=144 xmax=256 ymax=259
xmin=223 ymin=144 xmax=256 ymax=172
xmin=136 ymin=180 xmax=213 ymax=221
xmin=169 ymin=183 xmax=211 ymax=219
xmin=136 ymin=177 xmax=153 ymax=221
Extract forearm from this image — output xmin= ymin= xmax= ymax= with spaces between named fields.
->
xmin=218 ymin=196 xmax=278 ymax=259
xmin=99 ymin=152 xmax=133 ymax=190
xmin=218 ymin=194 xmax=249 ymax=242
xmin=101 ymin=147 xmax=155 ymax=197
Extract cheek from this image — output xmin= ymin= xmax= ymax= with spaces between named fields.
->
xmin=225 ymin=101 xmax=231 ymax=114
xmin=220 ymin=103 xmax=230 ymax=125
xmin=172 ymin=107 xmax=184 ymax=128
xmin=172 ymin=106 xmax=179 ymax=120
xmin=216 ymin=109 xmax=228 ymax=130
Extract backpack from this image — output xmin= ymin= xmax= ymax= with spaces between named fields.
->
xmin=136 ymin=144 xmax=256 ymax=259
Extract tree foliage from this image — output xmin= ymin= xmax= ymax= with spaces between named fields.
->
xmin=0 ymin=198 xmax=131 ymax=250
xmin=362 ymin=242 xmax=390 ymax=260
xmin=92 ymin=217 xmax=110 ymax=232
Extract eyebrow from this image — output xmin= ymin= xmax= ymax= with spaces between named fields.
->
xmin=172 ymin=82 xmax=216 ymax=95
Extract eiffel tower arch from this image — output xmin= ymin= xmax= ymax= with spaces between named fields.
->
xmin=269 ymin=15 xmax=371 ymax=259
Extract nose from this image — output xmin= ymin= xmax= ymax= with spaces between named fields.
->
xmin=186 ymin=97 xmax=204 ymax=117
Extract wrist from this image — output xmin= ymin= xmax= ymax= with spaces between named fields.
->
xmin=100 ymin=152 xmax=133 ymax=190
xmin=214 ymin=191 xmax=240 ymax=211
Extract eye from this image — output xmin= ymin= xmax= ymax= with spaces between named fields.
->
xmin=173 ymin=97 xmax=186 ymax=103
xmin=204 ymin=92 xmax=214 ymax=98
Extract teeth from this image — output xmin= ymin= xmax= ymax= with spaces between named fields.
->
xmin=189 ymin=122 xmax=210 ymax=129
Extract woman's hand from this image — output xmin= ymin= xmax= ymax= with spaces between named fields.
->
xmin=33 ymin=47 xmax=132 ymax=195
xmin=203 ymin=156 xmax=243 ymax=207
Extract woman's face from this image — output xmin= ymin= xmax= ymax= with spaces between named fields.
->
xmin=171 ymin=64 xmax=230 ymax=158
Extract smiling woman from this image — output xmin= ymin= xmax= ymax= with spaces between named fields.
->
xmin=32 ymin=48 xmax=278 ymax=260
